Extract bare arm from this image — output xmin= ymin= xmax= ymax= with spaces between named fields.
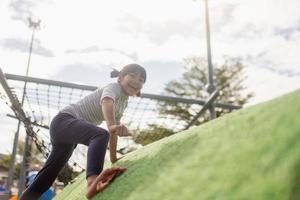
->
xmin=101 ymin=97 xmax=118 ymax=163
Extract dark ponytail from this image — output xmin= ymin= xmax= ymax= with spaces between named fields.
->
xmin=110 ymin=69 xmax=120 ymax=78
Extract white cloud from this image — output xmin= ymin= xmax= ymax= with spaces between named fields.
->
xmin=209 ymin=0 xmax=300 ymax=80
xmin=0 ymin=106 xmax=18 ymax=153
xmin=244 ymin=66 xmax=300 ymax=105
xmin=0 ymin=0 xmax=299 ymax=98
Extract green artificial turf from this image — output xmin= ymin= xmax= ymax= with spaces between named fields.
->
xmin=55 ymin=89 xmax=300 ymax=200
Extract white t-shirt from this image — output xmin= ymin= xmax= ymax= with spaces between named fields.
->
xmin=60 ymin=82 xmax=128 ymax=125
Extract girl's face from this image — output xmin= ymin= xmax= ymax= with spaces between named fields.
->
xmin=119 ymin=72 xmax=145 ymax=96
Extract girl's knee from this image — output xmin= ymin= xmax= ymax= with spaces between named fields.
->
xmin=101 ymin=129 xmax=110 ymax=142
xmin=94 ymin=129 xmax=110 ymax=143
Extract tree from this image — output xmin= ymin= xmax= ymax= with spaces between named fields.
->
xmin=134 ymin=56 xmax=253 ymax=145
xmin=161 ymin=56 xmax=252 ymax=123
xmin=18 ymin=138 xmax=44 ymax=168
xmin=1 ymin=140 xmax=44 ymax=179
xmin=0 ymin=153 xmax=20 ymax=178
xmin=133 ymin=125 xmax=174 ymax=146
xmin=58 ymin=165 xmax=81 ymax=186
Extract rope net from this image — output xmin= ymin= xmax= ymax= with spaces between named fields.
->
xmin=0 ymin=72 xmax=238 ymax=171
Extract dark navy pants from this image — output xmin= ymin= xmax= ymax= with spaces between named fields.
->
xmin=20 ymin=113 xmax=110 ymax=200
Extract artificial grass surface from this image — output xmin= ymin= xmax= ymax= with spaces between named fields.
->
xmin=54 ymin=89 xmax=300 ymax=200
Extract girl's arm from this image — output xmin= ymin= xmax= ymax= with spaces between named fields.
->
xmin=109 ymin=134 xmax=118 ymax=163
xmin=101 ymin=97 xmax=118 ymax=163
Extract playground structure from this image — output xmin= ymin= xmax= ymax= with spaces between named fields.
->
xmin=0 ymin=67 xmax=241 ymax=194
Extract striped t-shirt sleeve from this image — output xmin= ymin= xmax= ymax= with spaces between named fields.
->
xmin=100 ymin=83 xmax=120 ymax=104
xmin=100 ymin=83 xmax=123 ymax=124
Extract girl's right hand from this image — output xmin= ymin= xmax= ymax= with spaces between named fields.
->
xmin=108 ymin=124 xmax=132 ymax=137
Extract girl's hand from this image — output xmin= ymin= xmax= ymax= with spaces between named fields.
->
xmin=108 ymin=124 xmax=132 ymax=137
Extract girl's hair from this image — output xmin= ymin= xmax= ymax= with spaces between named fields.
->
xmin=111 ymin=63 xmax=147 ymax=82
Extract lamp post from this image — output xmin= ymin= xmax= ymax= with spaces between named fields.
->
xmin=6 ymin=17 xmax=40 ymax=199
xmin=204 ymin=0 xmax=216 ymax=119
xmin=6 ymin=17 xmax=40 ymax=195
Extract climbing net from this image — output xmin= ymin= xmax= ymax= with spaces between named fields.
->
xmin=0 ymin=70 xmax=240 ymax=170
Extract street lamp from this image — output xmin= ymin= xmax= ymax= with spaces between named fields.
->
xmin=203 ymin=0 xmax=216 ymax=119
xmin=18 ymin=17 xmax=41 ymax=198
xmin=4 ymin=16 xmax=40 ymax=198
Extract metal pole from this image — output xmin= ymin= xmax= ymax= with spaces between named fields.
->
xmin=5 ymin=121 xmax=21 ymax=194
xmin=5 ymin=22 xmax=37 ymax=195
xmin=18 ymin=25 xmax=37 ymax=199
xmin=204 ymin=0 xmax=216 ymax=119
xmin=14 ymin=18 xmax=40 ymax=199
xmin=186 ymin=89 xmax=220 ymax=129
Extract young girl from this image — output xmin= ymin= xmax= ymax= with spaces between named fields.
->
xmin=20 ymin=64 xmax=147 ymax=200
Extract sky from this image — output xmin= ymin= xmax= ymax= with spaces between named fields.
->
xmin=0 ymin=0 xmax=300 ymax=154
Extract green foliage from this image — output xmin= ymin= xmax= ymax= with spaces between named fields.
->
xmin=0 ymin=154 xmax=11 ymax=168
xmin=58 ymin=164 xmax=81 ymax=186
xmin=133 ymin=124 xmax=174 ymax=145
xmin=160 ymin=56 xmax=253 ymax=125
xmin=18 ymin=139 xmax=44 ymax=167
xmin=134 ymin=56 xmax=253 ymax=146
xmin=0 ymin=154 xmax=20 ymax=178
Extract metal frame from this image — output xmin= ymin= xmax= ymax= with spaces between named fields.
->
xmin=4 ymin=73 xmax=241 ymax=110
xmin=186 ymin=89 xmax=220 ymax=129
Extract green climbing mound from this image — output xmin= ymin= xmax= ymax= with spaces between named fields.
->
xmin=55 ymin=89 xmax=300 ymax=200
